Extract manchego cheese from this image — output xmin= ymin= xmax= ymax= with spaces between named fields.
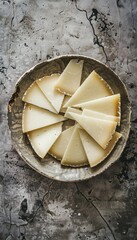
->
xmin=55 ymin=59 xmax=84 ymax=96
xmin=49 ymin=125 xmax=75 ymax=160
xmin=61 ymin=126 xmax=88 ymax=167
xmin=22 ymin=82 xmax=56 ymax=113
xmin=64 ymin=107 xmax=82 ymax=120
xmin=36 ymin=74 xmax=64 ymax=113
xmin=69 ymin=112 xmax=117 ymax=149
xmin=22 ymin=103 xmax=65 ymax=133
xmin=79 ymin=129 xmax=122 ymax=167
xmin=27 ymin=122 xmax=62 ymax=158
xmin=64 ymin=71 xmax=113 ymax=108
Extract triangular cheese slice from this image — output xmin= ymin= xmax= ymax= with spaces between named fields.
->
xmin=64 ymin=71 xmax=113 ymax=108
xmin=22 ymin=103 xmax=65 ymax=133
xmin=55 ymin=59 xmax=84 ymax=96
xmin=83 ymin=109 xmax=120 ymax=125
xmin=61 ymin=126 xmax=88 ymax=167
xmin=36 ymin=74 xmax=64 ymax=113
xmin=79 ymin=129 xmax=122 ymax=167
xmin=27 ymin=122 xmax=62 ymax=158
xmin=60 ymin=95 xmax=71 ymax=113
xmin=49 ymin=125 xmax=75 ymax=160
xmin=69 ymin=112 xmax=117 ymax=149
xmin=75 ymin=94 xmax=120 ymax=117
xmin=64 ymin=107 xmax=82 ymax=120
xmin=22 ymin=82 xmax=56 ymax=113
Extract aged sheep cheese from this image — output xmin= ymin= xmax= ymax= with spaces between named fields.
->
xmin=55 ymin=59 xmax=84 ymax=96
xmin=49 ymin=125 xmax=75 ymax=160
xmin=64 ymin=71 xmax=113 ymax=108
xmin=79 ymin=129 xmax=122 ymax=167
xmin=36 ymin=74 xmax=64 ymax=113
xmin=74 ymin=94 xmax=120 ymax=117
xmin=64 ymin=107 xmax=82 ymax=120
xmin=60 ymin=95 xmax=71 ymax=113
xmin=27 ymin=122 xmax=62 ymax=158
xmin=22 ymin=103 xmax=65 ymax=133
xmin=22 ymin=82 xmax=56 ymax=113
xmin=69 ymin=112 xmax=117 ymax=149
xmin=61 ymin=126 xmax=88 ymax=167
xmin=83 ymin=109 xmax=120 ymax=125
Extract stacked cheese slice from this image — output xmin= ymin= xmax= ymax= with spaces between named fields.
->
xmin=22 ymin=59 xmax=122 ymax=168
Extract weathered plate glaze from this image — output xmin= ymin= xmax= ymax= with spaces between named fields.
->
xmin=8 ymin=55 xmax=131 ymax=182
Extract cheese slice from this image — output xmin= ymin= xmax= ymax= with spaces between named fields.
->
xmin=27 ymin=122 xmax=62 ymax=158
xmin=55 ymin=59 xmax=84 ymax=96
xmin=49 ymin=125 xmax=75 ymax=160
xmin=74 ymin=94 xmax=120 ymax=117
xmin=83 ymin=109 xmax=120 ymax=125
xmin=36 ymin=74 xmax=64 ymax=113
xmin=22 ymin=103 xmax=65 ymax=133
xmin=64 ymin=107 xmax=82 ymax=120
xmin=61 ymin=126 xmax=88 ymax=167
xmin=69 ymin=112 xmax=117 ymax=149
xmin=22 ymin=82 xmax=56 ymax=113
xmin=79 ymin=129 xmax=122 ymax=167
xmin=64 ymin=71 xmax=113 ymax=108
xmin=60 ymin=95 xmax=71 ymax=113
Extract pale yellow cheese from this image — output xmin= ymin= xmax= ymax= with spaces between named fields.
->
xmin=22 ymin=103 xmax=65 ymax=133
xmin=27 ymin=122 xmax=62 ymax=158
xmin=55 ymin=59 xmax=84 ymax=96
xmin=79 ymin=129 xmax=122 ymax=167
xmin=49 ymin=125 xmax=75 ymax=160
xmin=69 ymin=112 xmax=117 ymax=149
xmin=60 ymin=95 xmax=71 ymax=113
xmin=64 ymin=71 xmax=113 ymax=108
xmin=36 ymin=74 xmax=64 ymax=113
xmin=83 ymin=109 xmax=120 ymax=125
xmin=64 ymin=107 xmax=82 ymax=120
xmin=22 ymin=82 xmax=56 ymax=113
xmin=61 ymin=126 xmax=88 ymax=167
xmin=74 ymin=94 xmax=120 ymax=117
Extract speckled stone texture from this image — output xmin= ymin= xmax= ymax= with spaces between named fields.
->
xmin=0 ymin=0 xmax=137 ymax=239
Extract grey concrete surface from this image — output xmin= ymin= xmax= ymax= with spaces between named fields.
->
xmin=0 ymin=0 xmax=137 ymax=239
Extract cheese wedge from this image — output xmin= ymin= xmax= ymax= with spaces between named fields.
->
xmin=60 ymin=95 xmax=71 ymax=113
xmin=22 ymin=82 xmax=56 ymax=113
xmin=83 ymin=109 xmax=120 ymax=125
xmin=22 ymin=104 xmax=65 ymax=133
xmin=69 ymin=112 xmax=117 ymax=149
xmin=36 ymin=74 xmax=64 ymax=113
xmin=55 ymin=59 xmax=84 ymax=96
xmin=61 ymin=126 xmax=88 ymax=167
xmin=74 ymin=94 xmax=120 ymax=117
xmin=27 ymin=122 xmax=62 ymax=158
xmin=49 ymin=125 xmax=75 ymax=160
xmin=79 ymin=129 xmax=122 ymax=167
xmin=64 ymin=71 xmax=113 ymax=108
xmin=64 ymin=107 xmax=82 ymax=120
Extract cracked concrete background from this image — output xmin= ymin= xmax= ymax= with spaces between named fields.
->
xmin=0 ymin=0 xmax=137 ymax=239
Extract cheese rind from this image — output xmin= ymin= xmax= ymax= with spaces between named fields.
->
xmin=22 ymin=82 xmax=56 ymax=113
xmin=27 ymin=122 xmax=62 ymax=158
xmin=36 ymin=74 xmax=64 ymax=113
xmin=61 ymin=126 xmax=88 ymax=167
xmin=55 ymin=59 xmax=84 ymax=96
xmin=49 ymin=125 xmax=75 ymax=160
xmin=22 ymin=103 xmax=65 ymax=133
xmin=64 ymin=107 xmax=82 ymax=120
xmin=64 ymin=71 xmax=113 ymax=108
xmin=83 ymin=109 xmax=120 ymax=124
xmin=75 ymin=94 xmax=121 ymax=117
xmin=69 ymin=112 xmax=117 ymax=149
xmin=79 ymin=129 xmax=122 ymax=167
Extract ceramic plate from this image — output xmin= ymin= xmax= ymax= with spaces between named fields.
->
xmin=8 ymin=55 xmax=131 ymax=182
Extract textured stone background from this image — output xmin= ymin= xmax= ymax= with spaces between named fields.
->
xmin=0 ymin=0 xmax=137 ymax=239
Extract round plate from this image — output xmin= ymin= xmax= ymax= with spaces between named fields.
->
xmin=8 ymin=55 xmax=131 ymax=182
